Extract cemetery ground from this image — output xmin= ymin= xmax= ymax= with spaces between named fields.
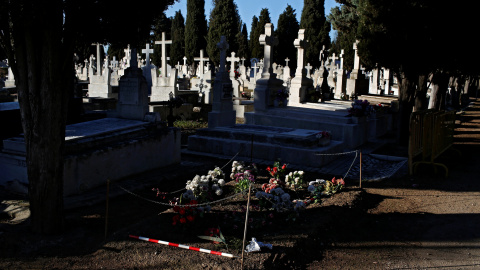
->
xmin=1 ymin=98 xmax=480 ymax=269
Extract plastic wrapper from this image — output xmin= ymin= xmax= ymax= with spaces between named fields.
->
xmin=245 ymin=237 xmax=273 ymax=252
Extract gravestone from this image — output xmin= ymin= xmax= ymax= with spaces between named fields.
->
xmin=194 ymin=49 xmax=209 ymax=79
xmin=208 ymin=36 xmax=236 ymax=128
xmin=117 ymin=49 xmax=149 ymax=120
xmin=141 ymin=43 xmax=155 ymax=91
xmin=254 ymin=23 xmax=284 ymax=111
xmin=346 ymin=40 xmax=368 ymax=96
xmin=154 ymin=32 xmax=172 ymax=77
xmin=289 ymin=29 xmax=313 ymax=105
xmin=334 ymin=49 xmax=347 ymax=99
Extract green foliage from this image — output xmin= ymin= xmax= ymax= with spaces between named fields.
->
xmin=185 ymin=0 xmax=208 ymax=65
xmin=236 ymin=23 xmax=250 ymax=63
xmin=248 ymin=16 xmax=258 ymax=60
xmin=300 ymin=0 xmax=331 ymax=67
xmin=173 ymin=120 xmax=208 ymax=129
xmin=206 ymin=0 xmax=241 ymax=66
xmin=274 ymin=4 xmax=299 ymax=72
xmin=250 ymin=8 xmax=271 ymax=60
xmin=327 ymin=0 xmax=359 ymax=71
xmin=170 ymin=10 xmax=185 ymax=67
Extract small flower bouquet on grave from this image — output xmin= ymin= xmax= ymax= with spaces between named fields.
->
xmin=230 ymin=160 xmax=257 ymax=192
xmin=308 ymin=177 xmax=345 ymax=203
xmin=347 ymin=99 xmax=373 ymax=117
xmin=183 ymin=166 xmax=226 ymax=203
xmin=285 ymin=171 xmax=305 ymax=190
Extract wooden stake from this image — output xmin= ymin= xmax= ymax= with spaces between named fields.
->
xmin=250 ymin=134 xmax=254 ymax=163
xmin=105 ymin=179 xmax=110 ymax=241
xmin=359 ymin=151 xmax=362 ymax=189
xmin=241 ymin=184 xmax=252 ymax=269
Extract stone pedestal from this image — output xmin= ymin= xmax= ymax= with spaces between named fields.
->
xmin=289 ymin=76 xmax=313 ymax=105
xmin=117 ymin=66 xmax=149 ymax=121
xmin=208 ymin=71 xmax=236 ymax=128
xmin=254 ymin=77 xmax=284 ymax=111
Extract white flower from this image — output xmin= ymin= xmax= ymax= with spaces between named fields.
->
xmin=309 ymin=181 xmax=317 ymax=186
xmin=212 ymin=184 xmax=219 ymax=191
xmin=215 ymin=189 xmax=223 ymax=196
xmin=316 ymin=179 xmax=325 ymax=184
xmin=298 ymin=171 xmax=304 ymax=175
xmin=218 ymin=179 xmax=225 ymax=186
xmin=230 ymin=173 xmax=235 ymax=179
xmin=294 ymin=177 xmax=300 ymax=183
xmin=237 ymin=165 xmax=243 ymax=171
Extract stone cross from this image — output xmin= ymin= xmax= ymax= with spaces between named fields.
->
xmin=142 ymin=43 xmax=154 ymax=68
xmin=154 ymin=32 xmax=172 ymax=76
xmin=194 ymin=49 xmax=209 ymax=77
xmin=183 ymin=56 xmax=187 ymax=66
xmin=217 ymin=36 xmax=229 ymax=73
xmin=91 ymin=42 xmax=102 ymax=75
xmin=89 ymin=54 xmax=95 ymax=68
xmin=259 ymin=23 xmax=278 ymax=78
xmin=84 ymin=59 xmax=89 ymax=68
xmin=227 ymin=51 xmax=240 ymax=78
xmin=240 ymin=57 xmax=246 ymax=66
xmin=305 ymin=63 xmax=313 ymax=78
xmin=111 ymin=56 xmax=118 ymax=69
xmin=328 ymin=53 xmax=338 ymax=70
xmin=294 ymin=29 xmax=307 ymax=77
xmin=285 ymin=57 xmax=290 ymax=67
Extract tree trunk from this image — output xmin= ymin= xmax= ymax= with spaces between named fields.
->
xmin=414 ymin=74 xmax=429 ymax=111
xmin=397 ymin=71 xmax=416 ymax=146
xmin=429 ymin=71 xmax=449 ymax=110
xmin=7 ymin=0 xmax=72 ymax=234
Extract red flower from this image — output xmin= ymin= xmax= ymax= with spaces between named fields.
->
xmin=186 ymin=215 xmax=195 ymax=222
xmin=273 ymin=167 xmax=278 ymax=173
xmin=331 ymin=177 xmax=337 ymax=185
xmin=262 ymin=183 xmax=268 ymax=190
xmin=180 ymin=217 xmax=187 ymax=224
xmin=179 ymin=208 xmax=186 ymax=215
xmin=267 ymin=167 xmax=271 ymax=172
xmin=190 ymin=200 xmax=198 ymax=205
xmin=282 ymin=164 xmax=286 ymax=170
xmin=173 ymin=206 xmax=180 ymax=212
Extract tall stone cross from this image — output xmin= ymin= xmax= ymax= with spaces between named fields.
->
xmin=305 ymin=63 xmax=313 ymax=78
xmin=154 ymin=32 xmax=172 ymax=76
xmin=259 ymin=23 xmax=278 ymax=78
xmin=111 ymin=56 xmax=118 ymax=69
xmin=194 ymin=49 xmax=209 ymax=77
xmin=328 ymin=53 xmax=338 ymax=70
xmin=227 ymin=52 xmax=240 ymax=78
xmin=84 ymin=59 xmax=89 ymax=69
xmin=91 ymin=42 xmax=102 ymax=75
xmin=183 ymin=56 xmax=188 ymax=66
xmin=142 ymin=43 xmax=154 ymax=68
xmin=217 ymin=36 xmax=229 ymax=73
xmin=285 ymin=57 xmax=290 ymax=67
xmin=294 ymin=29 xmax=307 ymax=77
xmin=240 ymin=57 xmax=246 ymax=66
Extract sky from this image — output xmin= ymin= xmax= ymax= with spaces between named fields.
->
xmin=165 ymin=0 xmax=339 ymax=37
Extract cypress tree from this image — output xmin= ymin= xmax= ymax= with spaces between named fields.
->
xmin=170 ymin=10 xmax=185 ymax=68
xmin=237 ymin=23 xmax=250 ymax=64
xmin=206 ymin=0 xmax=241 ymax=66
xmin=185 ymin=0 xmax=208 ymax=64
xmin=248 ymin=15 xmax=258 ymax=61
xmin=250 ymin=8 xmax=271 ymax=60
xmin=275 ymin=4 xmax=299 ymax=73
xmin=300 ymin=0 xmax=331 ymax=68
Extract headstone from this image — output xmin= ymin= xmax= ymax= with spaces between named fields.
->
xmin=334 ymin=49 xmax=347 ymax=99
xmin=117 ymin=49 xmax=149 ymax=120
xmin=289 ymin=29 xmax=313 ymax=105
xmin=346 ymin=40 xmax=368 ymax=97
xmin=91 ymin=42 xmax=102 ymax=76
xmin=154 ymin=32 xmax=172 ymax=77
xmin=208 ymin=36 xmax=236 ymax=128
xmin=5 ymin=66 xmax=16 ymax=88
xmin=254 ymin=23 xmax=284 ymax=111
xmin=283 ymin=58 xmax=291 ymax=82
xmin=227 ymin=52 xmax=240 ymax=78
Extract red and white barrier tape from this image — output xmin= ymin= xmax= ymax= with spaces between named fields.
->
xmin=129 ymin=235 xmax=238 ymax=258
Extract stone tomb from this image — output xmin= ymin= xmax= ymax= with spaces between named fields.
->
xmin=0 ymin=117 xmax=180 ymax=195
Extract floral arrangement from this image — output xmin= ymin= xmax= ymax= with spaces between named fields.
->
xmin=267 ymin=161 xmax=287 ymax=180
xmin=171 ymin=200 xmax=207 ymax=226
xmin=255 ymin=187 xmax=293 ymax=212
xmin=347 ymin=99 xmax=373 ymax=117
xmin=231 ymin=161 xmax=257 ymax=192
xmin=183 ymin=167 xmax=226 ymax=203
xmin=308 ymin=177 xmax=345 ymax=203
xmin=285 ymin=171 xmax=305 ymax=190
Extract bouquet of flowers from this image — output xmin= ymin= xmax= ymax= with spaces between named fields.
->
xmin=307 ymin=177 xmax=346 ymax=203
xmin=267 ymin=161 xmax=287 ymax=180
xmin=285 ymin=171 xmax=305 ymax=190
xmin=348 ymin=99 xmax=373 ymax=117
xmin=231 ymin=161 xmax=257 ymax=192
xmin=183 ymin=166 xmax=226 ymax=203
xmin=255 ymin=187 xmax=293 ymax=212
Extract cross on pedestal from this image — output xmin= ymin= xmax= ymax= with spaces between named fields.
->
xmin=91 ymin=42 xmax=102 ymax=75
xmin=142 ymin=43 xmax=154 ymax=68
xmin=183 ymin=56 xmax=187 ymax=66
xmin=340 ymin=49 xmax=345 ymax=70
xmin=285 ymin=57 xmax=290 ymax=67
xmin=240 ymin=57 xmax=246 ymax=66
xmin=259 ymin=23 xmax=278 ymax=78
xmin=305 ymin=63 xmax=313 ymax=78
xmin=294 ymin=29 xmax=307 ymax=77
xmin=110 ymin=56 xmax=118 ymax=69
xmin=227 ymin=52 xmax=240 ymax=78
xmin=195 ymin=78 xmax=208 ymax=102
xmin=353 ymin=40 xmax=360 ymax=70
xmin=194 ymin=49 xmax=209 ymax=77
xmin=217 ymin=36 xmax=229 ymax=73
xmin=154 ymin=32 xmax=172 ymax=76
xmin=84 ymin=59 xmax=89 ymax=68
